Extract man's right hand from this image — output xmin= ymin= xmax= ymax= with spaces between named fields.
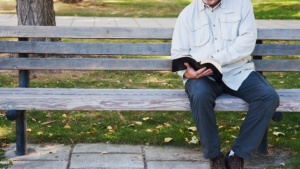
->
xmin=183 ymin=62 xmax=213 ymax=79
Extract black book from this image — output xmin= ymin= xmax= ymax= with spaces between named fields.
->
xmin=172 ymin=56 xmax=223 ymax=83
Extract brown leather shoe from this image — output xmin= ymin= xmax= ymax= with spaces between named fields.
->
xmin=225 ymin=154 xmax=244 ymax=169
xmin=209 ymin=153 xmax=226 ymax=169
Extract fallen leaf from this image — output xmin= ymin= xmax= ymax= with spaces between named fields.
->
xmin=179 ymin=129 xmax=184 ymax=134
xmin=276 ymin=138 xmax=280 ymax=142
xmin=27 ymin=128 xmax=32 ymax=132
xmin=231 ymin=135 xmax=237 ymax=139
xmin=146 ymin=129 xmax=152 ymax=132
xmin=152 ymin=129 xmax=160 ymax=133
xmin=142 ymin=117 xmax=150 ymax=121
xmin=135 ymin=121 xmax=143 ymax=125
xmin=185 ymin=138 xmax=189 ymax=142
xmin=164 ymin=123 xmax=171 ymax=127
xmin=273 ymin=131 xmax=285 ymax=137
xmin=164 ymin=137 xmax=173 ymax=143
xmin=225 ymin=140 xmax=230 ymax=143
xmin=239 ymin=117 xmax=245 ymax=121
xmin=156 ymin=125 xmax=163 ymax=129
xmin=49 ymin=133 xmax=53 ymax=137
xmin=64 ymin=123 xmax=71 ymax=129
xmin=218 ymin=125 xmax=226 ymax=129
xmin=188 ymin=136 xmax=199 ymax=144
xmin=62 ymin=114 xmax=67 ymax=117
xmin=107 ymin=126 xmax=113 ymax=130
xmin=41 ymin=120 xmax=56 ymax=125
xmin=279 ymin=163 xmax=285 ymax=167
xmin=37 ymin=131 xmax=43 ymax=135
xmin=188 ymin=127 xmax=197 ymax=131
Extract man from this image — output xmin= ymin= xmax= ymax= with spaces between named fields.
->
xmin=171 ymin=0 xmax=279 ymax=168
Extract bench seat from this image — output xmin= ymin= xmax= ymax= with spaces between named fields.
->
xmin=1 ymin=88 xmax=299 ymax=112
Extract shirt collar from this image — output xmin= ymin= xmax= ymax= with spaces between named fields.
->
xmin=199 ymin=0 xmax=224 ymax=11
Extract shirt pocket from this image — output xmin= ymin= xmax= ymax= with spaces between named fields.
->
xmin=190 ymin=20 xmax=210 ymax=47
xmin=219 ymin=15 xmax=241 ymax=40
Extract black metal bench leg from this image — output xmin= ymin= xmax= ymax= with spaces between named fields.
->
xmin=16 ymin=38 xmax=29 ymax=156
xmin=16 ymin=110 xmax=27 ymax=155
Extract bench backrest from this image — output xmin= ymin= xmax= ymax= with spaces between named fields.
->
xmin=0 ymin=26 xmax=299 ymax=72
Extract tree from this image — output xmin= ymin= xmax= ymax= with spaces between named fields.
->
xmin=16 ymin=0 xmax=56 ymax=27
xmin=16 ymin=0 xmax=59 ymax=56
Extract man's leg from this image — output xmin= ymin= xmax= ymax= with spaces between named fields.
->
xmin=185 ymin=77 xmax=223 ymax=159
xmin=224 ymin=71 xmax=279 ymax=160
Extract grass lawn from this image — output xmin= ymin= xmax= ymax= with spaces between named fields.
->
xmin=0 ymin=0 xmax=299 ymax=19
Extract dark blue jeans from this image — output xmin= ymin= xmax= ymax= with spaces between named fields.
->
xmin=185 ymin=71 xmax=279 ymax=160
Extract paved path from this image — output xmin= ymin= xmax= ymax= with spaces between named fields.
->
xmin=0 ymin=14 xmax=300 ymax=28
xmin=2 ymin=143 xmax=290 ymax=169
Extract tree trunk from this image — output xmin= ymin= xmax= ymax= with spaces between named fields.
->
xmin=16 ymin=0 xmax=60 ymax=57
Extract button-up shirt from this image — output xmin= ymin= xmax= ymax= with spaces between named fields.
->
xmin=171 ymin=0 xmax=257 ymax=90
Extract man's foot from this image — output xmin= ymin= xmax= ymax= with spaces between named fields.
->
xmin=225 ymin=154 xmax=244 ymax=169
xmin=209 ymin=153 xmax=226 ymax=169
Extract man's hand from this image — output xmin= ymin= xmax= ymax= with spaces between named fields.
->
xmin=183 ymin=62 xmax=213 ymax=79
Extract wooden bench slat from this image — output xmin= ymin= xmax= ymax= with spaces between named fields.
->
xmin=0 ymin=41 xmax=171 ymax=55
xmin=1 ymin=41 xmax=300 ymax=56
xmin=253 ymin=44 xmax=300 ymax=56
xmin=0 ymin=58 xmax=299 ymax=72
xmin=0 ymin=88 xmax=298 ymax=112
xmin=1 ymin=26 xmax=300 ymax=40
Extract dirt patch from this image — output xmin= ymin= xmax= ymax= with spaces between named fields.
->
xmin=245 ymin=147 xmax=293 ymax=169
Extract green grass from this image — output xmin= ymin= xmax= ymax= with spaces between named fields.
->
xmin=1 ymin=0 xmax=300 ymax=18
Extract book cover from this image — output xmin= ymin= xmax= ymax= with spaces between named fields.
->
xmin=172 ymin=56 xmax=222 ymax=83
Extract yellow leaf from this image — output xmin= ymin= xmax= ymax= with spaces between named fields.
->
xmin=164 ymin=123 xmax=171 ymax=127
xmin=273 ymin=131 xmax=285 ymax=137
xmin=231 ymin=135 xmax=237 ymax=138
xmin=37 ymin=131 xmax=43 ymax=135
xmin=218 ymin=125 xmax=226 ymax=129
xmin=276 ymin=138 xmax=280 ymax=142
xmin=153 ymin=129 xmax=160 ymax=133
xmin=185 ymin=138 xmax=189 ymax=142
xmin=188 ymin=127 xmax=197 ymax=131
xmin=135 ymin=121 xmax=143 ymax=125
xmin=62 ymin=114 xmax=67 ymax=117
xmin=107 ymin=126 xmax=113 ymax=130
xmin=164 ymin=137 xmax=173 ymax=143
xmin=225 ymin=140 xmax=230 ymax=143
xmin=143 ymin=117 xmax=150 ymax=121
xmin=156 ymin=125 xmax=163 ymax=129
xmin=179 ymin=129 xmax=184 ymax=134
xmin=188 ymin=136 xmax=199 ymax=144
xmin=64 ymin=123 xmax=71 ymax=129
xmin=49 ymin=133 xmax=53 ymax=137
xmin=146 ymin=129 xmax=152 ymax=132
xmin=27 ymin=128 xmax=32 ymax=132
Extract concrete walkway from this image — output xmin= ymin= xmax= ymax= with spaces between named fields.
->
xmin=2 ymin=143 xmax=290 ymax=169
xmin=0 ymin=14 xmax=300 ymax=28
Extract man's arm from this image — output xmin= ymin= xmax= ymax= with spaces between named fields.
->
xmin=212 ymin=0 xmax=257 ymax=66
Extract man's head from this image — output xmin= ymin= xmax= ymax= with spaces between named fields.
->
xmin=202 ymin=0 xmax=221 ymax=8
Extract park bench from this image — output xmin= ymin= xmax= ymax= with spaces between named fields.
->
xmin=0 ymin=26 xmax=299 ymax=156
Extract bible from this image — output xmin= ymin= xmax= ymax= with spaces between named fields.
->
xmin=172 ymin=56 xmax=222 ymax=83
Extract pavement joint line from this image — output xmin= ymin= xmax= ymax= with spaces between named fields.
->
xmin=141 ymin=145 xmax=147 ymax=169
xmin=66 ymin=144 xmax=75 ymax=169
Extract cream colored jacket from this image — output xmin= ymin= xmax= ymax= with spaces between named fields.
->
xmin=171 ymin=0 xmax=257 ymax=90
